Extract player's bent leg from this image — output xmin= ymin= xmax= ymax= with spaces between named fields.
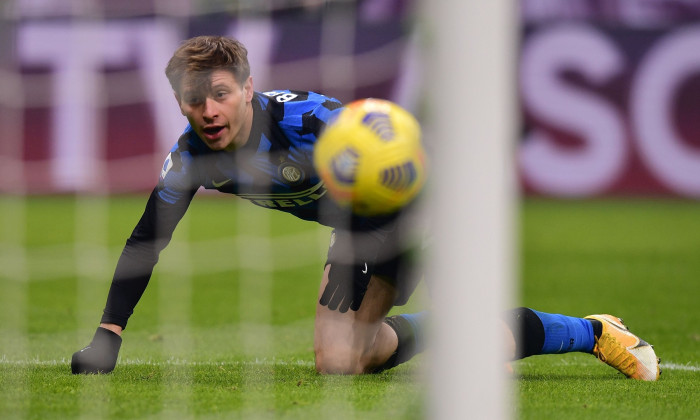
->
xmin=314 ymin=265 xmax=398 ymax=374
xmin=502 ymin=319 xmax=516 ymax=360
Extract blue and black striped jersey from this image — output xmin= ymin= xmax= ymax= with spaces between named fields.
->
xmin=157 ymin=90 xmax=346 ymax=225
xmin=101 ymin=90 xmax=394 ymax=328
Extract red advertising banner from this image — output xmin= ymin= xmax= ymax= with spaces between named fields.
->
xmin=519 ymin=1 xmax=700 ymax=197
xmin=0 ymin=3 xmax=416 ymax=194
xmin=2 ymin=1 xmax=700 ymax=197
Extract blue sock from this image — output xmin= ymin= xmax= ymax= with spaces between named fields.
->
xmin=531 ymin=310 xmax=595 ymax=354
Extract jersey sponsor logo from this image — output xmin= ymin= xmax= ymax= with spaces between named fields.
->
xmin=238 ymin=181 xmax=327 ymax=209
xmin=278 ymin=163 xmax=304 ymax=185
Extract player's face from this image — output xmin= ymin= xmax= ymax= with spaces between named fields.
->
xmin=176 ymin=70 xmax=254 ymax=151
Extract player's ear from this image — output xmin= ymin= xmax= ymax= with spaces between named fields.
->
xmin=243 ymin=76 xmax=254 ymax=102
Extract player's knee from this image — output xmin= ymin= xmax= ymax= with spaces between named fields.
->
xmin=314 ymin=345 xmax=367 ymax=375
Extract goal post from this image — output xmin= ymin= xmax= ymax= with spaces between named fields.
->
xmin=422 ymin=0 xmax=518 ymax=418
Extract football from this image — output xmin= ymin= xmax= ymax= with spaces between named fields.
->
xmin=314 ymin=98 xmax=427 ymax=216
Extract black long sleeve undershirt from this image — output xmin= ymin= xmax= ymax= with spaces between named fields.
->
xmin=100 ymin=187 xmax=195 ymax=329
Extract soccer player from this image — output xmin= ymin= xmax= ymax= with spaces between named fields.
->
xmin=71 ymin=36 xmax=660 ymax=381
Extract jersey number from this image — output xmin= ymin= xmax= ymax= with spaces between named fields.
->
xmin=263 ymin=91 xmax=298 ymax=103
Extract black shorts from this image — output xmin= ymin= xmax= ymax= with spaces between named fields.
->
xmin=324 ymin=223 xmax=422 ymax=306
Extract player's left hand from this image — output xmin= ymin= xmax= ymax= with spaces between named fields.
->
xmin=71 ymin=327 xmax=122 ymax=374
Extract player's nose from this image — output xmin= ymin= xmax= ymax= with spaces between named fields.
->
xmin=202 ymin=97 xmax=219 ymax=120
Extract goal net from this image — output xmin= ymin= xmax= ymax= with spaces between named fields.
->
xmin=0 ymin=0 xmax=515 ymax=418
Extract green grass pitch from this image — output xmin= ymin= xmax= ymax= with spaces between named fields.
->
xmin=1 ymin=195 xmax=698 ymax=419
xmin=517 ymin=199 xmax=700 ymax=419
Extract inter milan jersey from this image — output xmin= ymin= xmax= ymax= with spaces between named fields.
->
xmin=101 ymin=90 xmax=393 ymax=328
xmin=158 ymin=90 xmax=347 ymax=225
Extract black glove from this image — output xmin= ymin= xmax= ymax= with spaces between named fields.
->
xmin=319 ymin=260 xmax=374 ymax=313
xmin=71 ymin=327 xmax=122 ymax=374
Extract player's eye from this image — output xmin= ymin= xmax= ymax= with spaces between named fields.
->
xmin=184 ymin=96 xmax=202 ymax=105
xmin=215 ymin=90 xmax=228 ymax=99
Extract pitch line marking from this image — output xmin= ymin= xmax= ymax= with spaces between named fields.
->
xmin=512 ymin=359 xmax=700 ymax=373
xmin=1 ymin=357 xmax=698 ymax=372
xmin=659 ymin=362 xmax=700 ymax=372
xmin=0 ymin=356 xmax=316 ymax=368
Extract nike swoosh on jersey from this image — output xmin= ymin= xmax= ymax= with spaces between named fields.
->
xmin=212 ymin=178 xmax=232 ymax=188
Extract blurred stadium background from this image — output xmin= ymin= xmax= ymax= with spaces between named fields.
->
xmin=2 ymin=0 xmax=700 ymax=418
xmin=3 ymin=0 xmax=700 ymax=197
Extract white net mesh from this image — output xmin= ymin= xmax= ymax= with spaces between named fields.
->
xmin=0 ymin=1 xmax=431 ymax=418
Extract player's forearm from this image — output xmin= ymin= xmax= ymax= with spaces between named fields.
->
xmin=100 ymin=252 xmax=155 ymax=328
xmin=99 ymin=188 xmax=191 ymax=329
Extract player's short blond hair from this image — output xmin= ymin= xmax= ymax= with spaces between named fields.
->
xmin=165 ymin=35 xmax=250 ymax=94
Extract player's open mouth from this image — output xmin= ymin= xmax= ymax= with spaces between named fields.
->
xmin=202 ymin=125 xmax=225 ymax=139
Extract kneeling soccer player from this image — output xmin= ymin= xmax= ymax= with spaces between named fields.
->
xmin=70 ymin=35 xmax=659 ymax=381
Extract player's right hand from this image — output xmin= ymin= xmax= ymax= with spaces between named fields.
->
xmin=320 ymin=260 xmax=373 ymax=313
xmin=71 ymin=327 xmax=122 ymax=374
